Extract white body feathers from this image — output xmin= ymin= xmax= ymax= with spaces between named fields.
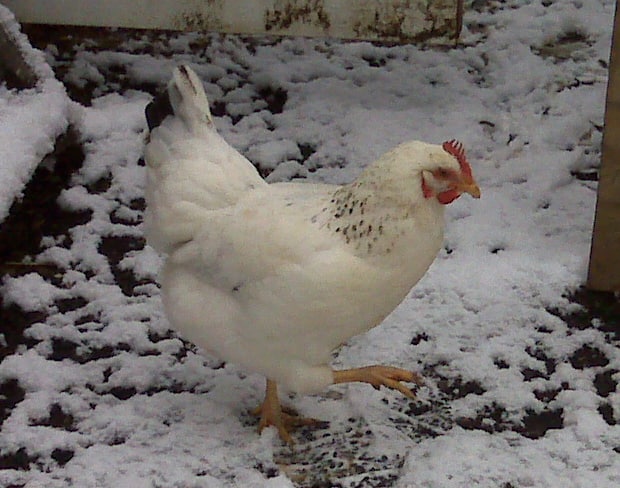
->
xmin=145 ymin=66 xmax=449 ymax=394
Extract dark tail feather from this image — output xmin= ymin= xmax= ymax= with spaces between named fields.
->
xmin=145 ymin=88 xmax=174 ymax=131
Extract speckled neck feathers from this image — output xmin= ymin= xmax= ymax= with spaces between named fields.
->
xmin=314 ymin=142 xmax=449 ymax=258
xmin=319 ymin=177 xmax=442 ymax=258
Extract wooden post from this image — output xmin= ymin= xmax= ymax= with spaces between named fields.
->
xmin=588 ymin=1 xmax=620 ymax=291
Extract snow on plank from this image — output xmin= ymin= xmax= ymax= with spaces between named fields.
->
xmin=0 ymin=4 xmax=71 ymax=223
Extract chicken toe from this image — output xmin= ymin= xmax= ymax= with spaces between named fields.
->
xmin=332 ymin=365 xmax=423 ymax=399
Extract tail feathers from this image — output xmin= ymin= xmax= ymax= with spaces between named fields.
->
xmin=146 ymin=65 xmax=213 ymax=133
xmin=145 ymin=88 xmax=173 ymax=131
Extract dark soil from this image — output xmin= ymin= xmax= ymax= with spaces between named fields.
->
xmin=0 ymin=127 xmax=86 ymax=264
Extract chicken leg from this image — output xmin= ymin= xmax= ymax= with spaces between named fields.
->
xmin=253 ymin=379 xmax=321 ymax=444
xmin=255 ymin=366 xmax=422 ymax=443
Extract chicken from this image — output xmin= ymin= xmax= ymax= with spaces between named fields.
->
xmin=144 ymin=65 xmax=480 ymax=443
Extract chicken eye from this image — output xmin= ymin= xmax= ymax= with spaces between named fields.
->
xmin=435 ymin=168 xmax=451 ymax=179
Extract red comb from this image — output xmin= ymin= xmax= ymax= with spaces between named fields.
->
xmin=442 ymin=139 xmax=472 ymax=179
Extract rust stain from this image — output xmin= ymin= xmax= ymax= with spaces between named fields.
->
xmin=169 ymin=0 xmax=458 ymax=43
xmin=264 ymin=0 xmax=331 ymax=32
xmin=455 ymin=0 xmax=464 ymax=41
xmin=173 ymin=0 xmax=223 ymax=32
xmin=352 ymin=0 xmax=457 ymax=44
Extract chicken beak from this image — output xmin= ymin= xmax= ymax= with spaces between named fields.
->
xmin=458 ymin=180 xmax=481 ymax=199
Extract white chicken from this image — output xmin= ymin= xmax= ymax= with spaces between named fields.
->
xmin=144 ymin=65 xmax=480 ymax=443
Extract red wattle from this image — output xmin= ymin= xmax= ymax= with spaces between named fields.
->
xmin=437 ymin=189 xmax=460 ymax=204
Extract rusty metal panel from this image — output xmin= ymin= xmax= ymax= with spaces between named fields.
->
xmin=3 ymin=0 xmax=461 ymax=43
xmin=588 ymin=1 xmax=620 ymax=291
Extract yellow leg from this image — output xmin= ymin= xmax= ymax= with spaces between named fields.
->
xmin=252 ymin=379 xmax=321 ymax=444
xmin=332 ymin=365 xmax=423 ymax=399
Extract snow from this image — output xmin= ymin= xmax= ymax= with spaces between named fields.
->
xmin=1 ymin=0 xmax=619 ymax=487
xmin=0 ymin=4 xmax=72 ymax=222
xmin=398 ymin=427 xmax=617 ymax=488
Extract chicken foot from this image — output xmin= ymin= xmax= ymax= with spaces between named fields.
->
xmin=252 ymin=379 xmax=322 ymax=444
xmin=332 ymin=365 xmax=423 ymax=399
xmin=255 ymin=366 xmax=421 ymax=443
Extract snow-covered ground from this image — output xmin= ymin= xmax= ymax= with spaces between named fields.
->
xmin=1 ymin=1 xmax=619 ymax=487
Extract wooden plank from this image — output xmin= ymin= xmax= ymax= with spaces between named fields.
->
xmin=2 ymin=0 xmax=461 ymax=43
xmin=588 ymin=1 xmax=620 ymax=291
